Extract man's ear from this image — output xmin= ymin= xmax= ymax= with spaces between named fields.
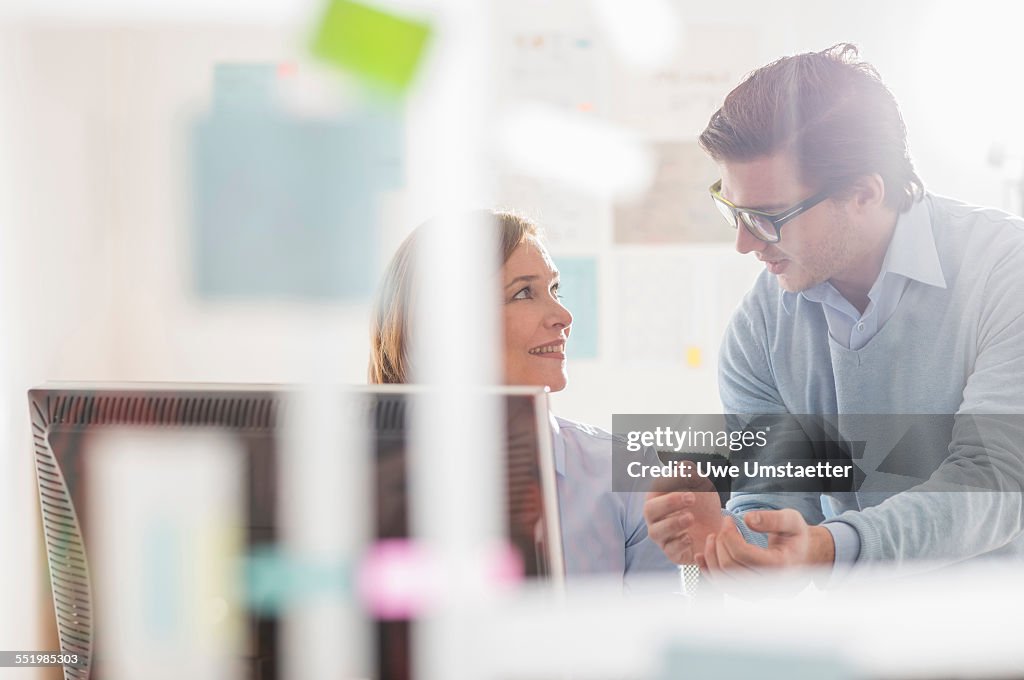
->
xmin=848 ymin=173 xmax=886 ymax=212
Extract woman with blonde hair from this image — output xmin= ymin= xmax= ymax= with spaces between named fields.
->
xmin=369 ymin=211 xmax=677 ymax=588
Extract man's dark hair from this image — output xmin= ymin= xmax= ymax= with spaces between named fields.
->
xmin=699 ymin=43 xmax=923 ymax=211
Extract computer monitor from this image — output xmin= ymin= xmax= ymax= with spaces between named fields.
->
xmin=29 ymin=382 xmax=564 ymax=680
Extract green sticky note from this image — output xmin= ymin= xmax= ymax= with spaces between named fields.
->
xmin=310 ymin=0 xmax=432 ymax=93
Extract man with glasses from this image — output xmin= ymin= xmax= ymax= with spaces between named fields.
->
xmin=644 ymin=43 xmax=1024 ymax=584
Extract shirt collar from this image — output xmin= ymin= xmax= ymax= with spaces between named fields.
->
xmin=780 ymin=197 xmax=946 ymax=314
xmin=549 ymin=412 xmax=566 ymax=477
xmin=881 ymin=196 xmax=946 ymax=289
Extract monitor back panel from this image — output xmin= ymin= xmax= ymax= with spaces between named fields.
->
xmin=29 ymin=383 xmax=559 ymax=680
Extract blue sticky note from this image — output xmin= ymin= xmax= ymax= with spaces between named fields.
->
xmin=191 ymin=61 xmax=403 ymax=301
xmin=191 ymin=105 xmax=402 ymax=301
xmin=244 ymin=546 xmax=350 ymax=614
xmin=555 ymin=257 xmax=598 ymax=359
xmin=657 ymin=644 xmax=852 ymax=680
xmin=212 ymin=63 xmax=279 ymax=113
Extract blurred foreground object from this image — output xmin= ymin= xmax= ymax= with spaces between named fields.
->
xmin=310 ymin=0 xmax=433 ymax=95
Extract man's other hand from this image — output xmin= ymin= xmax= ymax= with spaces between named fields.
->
xmin=643 ymin=469 xmax=726 ymax=564
xmin=696 ymin=509 xmax=836 ymax=577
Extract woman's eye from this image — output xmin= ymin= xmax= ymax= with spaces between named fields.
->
xmin=551 ymin=283 xmax=562 ymax=299
xmin=512 ymin=286 xmax=532 ymax=300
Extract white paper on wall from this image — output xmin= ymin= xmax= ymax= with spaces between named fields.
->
xmin=615 ymin=250 xmax=717 ymax=366
xmin=494 ymin=0 xmax=608 ymax=115
xmin=613 ymin=141 xmax=726 ymax=244
xmin=497 ymin=174 xmax=611 ymax=248
xmin=609 ymin=24 xmax=761 ymax=139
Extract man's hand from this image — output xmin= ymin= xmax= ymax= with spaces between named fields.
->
xmin=695 ymin=509 xmax=836 ymax=577
xmin=643 ymin=471 xmax=726 ymax=564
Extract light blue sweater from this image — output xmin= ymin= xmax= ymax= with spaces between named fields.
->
xmin=719 ymin=194 xmax=1024 ymax=566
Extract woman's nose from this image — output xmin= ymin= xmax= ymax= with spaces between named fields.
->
xmin=551 ymin=298 xmax=573 ymax=330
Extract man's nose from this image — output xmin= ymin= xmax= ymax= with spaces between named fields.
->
xmin=735 ymin=223 xmax=767 ymax=255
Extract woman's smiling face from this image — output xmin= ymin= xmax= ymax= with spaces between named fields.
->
xmin=501 ymin=239 xmax=573 ymax=392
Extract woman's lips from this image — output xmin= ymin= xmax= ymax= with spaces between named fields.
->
xmin=528 ymin=342 xmax=566 ymax=359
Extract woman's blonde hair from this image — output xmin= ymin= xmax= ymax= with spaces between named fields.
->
xmin=368 ymin=210 xmax=540 ymax=384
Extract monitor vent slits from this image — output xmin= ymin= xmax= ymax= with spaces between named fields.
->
xmin=28 ymin=388 xmax=278 ymax=680
xmin=211 ymin=398 xmax=225 ymax=424
xmin=43 ymin=392 xmax=278 ymax=430
xmin=374 ymin=398 xmax=406 ymax=433
xmin=226 ymin=399 xmax=239 ymax=427
xmin=31 ymin=402 xmax=93 ymax=680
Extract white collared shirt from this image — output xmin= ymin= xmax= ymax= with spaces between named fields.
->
xmin=550 ymin=414 xmax=680 ymax=592
xmin=782 ymin=198 xmax=947 ymax=349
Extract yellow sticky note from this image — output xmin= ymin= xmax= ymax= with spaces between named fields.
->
xmin=685 ymin=346 xmax=702 ymax=368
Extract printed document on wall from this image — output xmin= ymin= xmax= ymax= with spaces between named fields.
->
xmin=609 ymin=25 xmax=761 ymax=139
xmin=613 ymin=142 xmax=725 ymax=244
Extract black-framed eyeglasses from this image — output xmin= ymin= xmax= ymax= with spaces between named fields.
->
xmin=709 ymin=179 xmax=832 ymax=243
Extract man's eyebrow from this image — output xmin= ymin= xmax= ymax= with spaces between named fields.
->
xmin=750 ymin=202 xmax=790 ymax=213
xmin=731 ymin=197 xmax=790 ymax=213
xmin=721 ymin=187 xmax=789 ymax=213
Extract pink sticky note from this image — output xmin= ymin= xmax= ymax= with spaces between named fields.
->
xmin=356 ymin=539 xmax=439 ymax=619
